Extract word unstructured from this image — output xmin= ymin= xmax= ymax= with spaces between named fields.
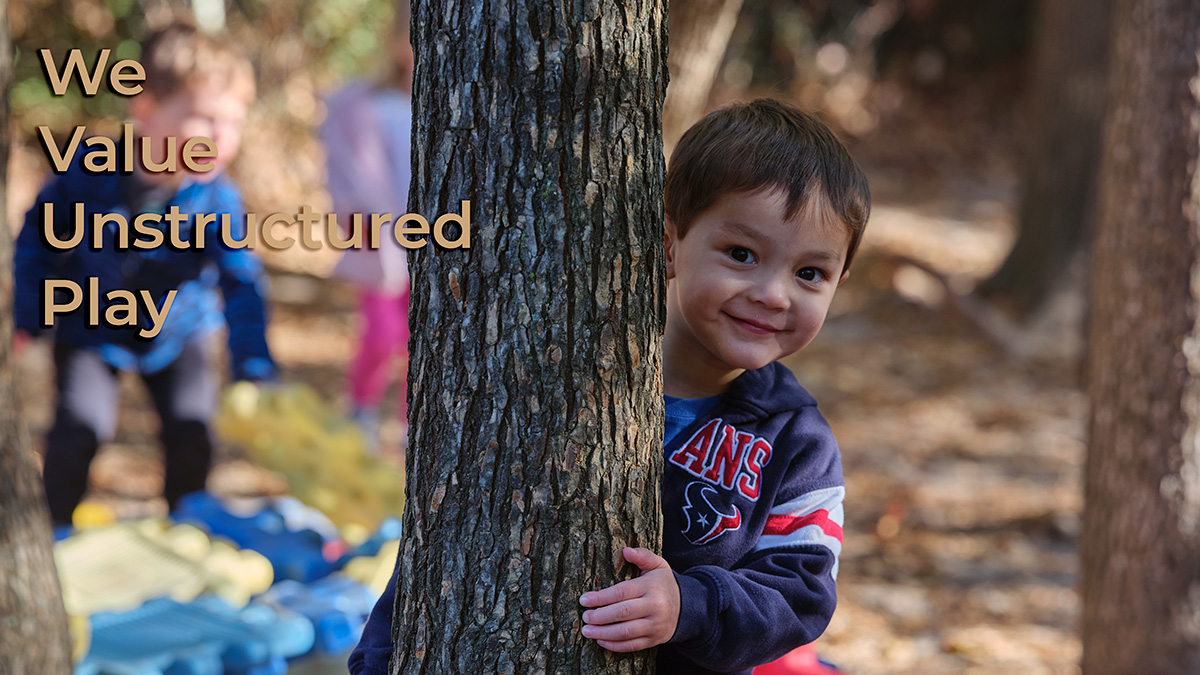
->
xmin=40 ymin=202 xmax=472 ymax=251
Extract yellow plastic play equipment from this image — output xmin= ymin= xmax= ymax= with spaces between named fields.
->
xmin=215 ymin=382 xmax=405 ymax=535
xmin=68 ymin=614 xmax=90 ymax=663
xmin=341 ymin=539 xmax=400 ymax=595
xmin=55 ymin=520 xmax=273 ymax=617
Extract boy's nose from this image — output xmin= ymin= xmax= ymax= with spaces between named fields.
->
xmin=747 ymin=273 xmax=789 ymax=310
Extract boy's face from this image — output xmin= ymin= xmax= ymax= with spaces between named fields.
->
xmin=131 ymin=81 xmax=250 ymax=183
xmin=663 ymin=188 xmax=849 ymax=396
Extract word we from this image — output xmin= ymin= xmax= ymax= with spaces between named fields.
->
xmin=37 ymin=49 xmax=216 ymax=175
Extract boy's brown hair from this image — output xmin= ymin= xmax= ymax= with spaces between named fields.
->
xmin=664 ymin=99 xmax=871 ymax=274
xmin=139 ymin=22 xmax=255 ymax=101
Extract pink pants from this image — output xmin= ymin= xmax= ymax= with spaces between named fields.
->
xmin=350 ymin=288 xmax=410 ymax=422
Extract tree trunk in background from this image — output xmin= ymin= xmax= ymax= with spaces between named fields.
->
xmin=662 ymin=0 xmax=743 ymax=151
xmin=978 ymin=0 xmax=1111 ymax=315
xmin=0 ymin=1 xmax=74 ymax=671
xmin=392 ymin=2 xmax=667 ymax=673
xmin=1082 ymin=0 xmax=1200 ymax=672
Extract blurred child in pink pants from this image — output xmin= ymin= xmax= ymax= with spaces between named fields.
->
xmin=321 ymin=9 xmax=413 ymax=449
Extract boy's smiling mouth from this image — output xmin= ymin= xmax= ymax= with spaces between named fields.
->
xmin=725 ymin=312 xmax=783 ymax=335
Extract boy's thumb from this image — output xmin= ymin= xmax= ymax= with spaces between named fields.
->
xmin=623 ymin=546 xmax=665 ymax=572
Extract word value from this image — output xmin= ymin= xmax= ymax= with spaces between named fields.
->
xmin=44 ymin=278 xmax=175 ymax=339
xmin=40 ymin=123 xmax=216 ymax=174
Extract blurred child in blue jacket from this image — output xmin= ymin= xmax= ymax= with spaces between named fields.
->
xmin=14 ymin=22 xmax=275 ymax=526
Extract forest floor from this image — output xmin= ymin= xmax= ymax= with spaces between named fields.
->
xmin=11 ymin=81 xmax=1085 ymax=674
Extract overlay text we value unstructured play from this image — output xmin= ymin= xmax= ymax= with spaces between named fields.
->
xmin=34 ymin=48 xmax=471 ymax=338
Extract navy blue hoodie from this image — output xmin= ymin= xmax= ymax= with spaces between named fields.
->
xmin=350 ymin=361 xmax=843 ymax=674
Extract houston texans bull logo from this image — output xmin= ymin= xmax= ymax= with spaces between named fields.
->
xmin=682 ymin=481 xmax=742 ymax=545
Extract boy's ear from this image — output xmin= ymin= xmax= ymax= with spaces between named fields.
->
xmin=838 ymin=269 xmax=850 ymax=285
xmin=664 ymin=218 xmax=679 ymax=280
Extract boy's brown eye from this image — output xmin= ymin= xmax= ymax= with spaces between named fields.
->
xmin=729 ymin=247 xmax=755 ymax=263
xmin=797 ymin=267 xmax=826 ymax=282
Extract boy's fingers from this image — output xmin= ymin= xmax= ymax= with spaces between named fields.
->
xmin=582 ymin=599 xmax=648 ymax=626
xmin=579 ymin=549 xmax=670 ymax=609
xmin=622 ymin=546 xmax=668 ymax=574
xmin=580 ymin=579 xmax=641 ymax=608
xmin=581 ymin=618 xmax=654 ymax=642
xmin=595 ymin=637 xmax=656 ymax=653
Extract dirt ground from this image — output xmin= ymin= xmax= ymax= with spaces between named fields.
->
xmin=799 ymin=216 xmax=1083 ymax=674
xmin=11 ymin=84 xmax=1085 ymax=673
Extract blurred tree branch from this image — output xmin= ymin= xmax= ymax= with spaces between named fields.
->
xmin=663 ymin=0 xmax=744 ymax=151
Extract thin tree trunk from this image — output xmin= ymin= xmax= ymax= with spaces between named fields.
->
xmin=1082 ymin=0 xmax=1200 ymax=672
xmin=0 ymin=0 xmax=74 ymax=670
xmin=392 ymin=2 xmax=668 ymax=673
xmin=662 ymin=0 xmax=743 ymax=152
xmin=979 ymin=0 xmax=1111 ymax=315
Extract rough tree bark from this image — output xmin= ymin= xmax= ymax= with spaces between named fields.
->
xmin=661 ymin=0 xmax=743 ymax=152
xmin=1081 ymin=0 xmax=1200 ymax=672
xmin=0 ymin=0 xmax=74 ymax=671
xmin=979 ymin=0 xmax=1111 ymax=315
xmin=391 ymin=2 xmax=668 ymax=673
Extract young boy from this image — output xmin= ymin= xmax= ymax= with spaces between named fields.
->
xmin=349 ymin=99 xmax=869 ymax=674
xmin=14 ymin=23 xmax=275 ymax=527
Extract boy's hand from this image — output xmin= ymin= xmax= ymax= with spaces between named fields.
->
xmin=580 ymin=547 xmax=681 ymax=653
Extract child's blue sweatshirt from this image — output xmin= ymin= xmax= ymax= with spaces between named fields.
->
xmin=350 ymin=361 xmax=843 ymax=674
xmin=14 ymin=155 xmax=275 ymax=380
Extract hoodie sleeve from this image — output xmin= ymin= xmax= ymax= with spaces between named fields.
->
xmin=348 ymin=557 xmax=399 ymax=675
xmin=201 ymin=182 xmax=277 ymax=381
xmin=14 ymin=175 xmax=71 ymax=336
xmin=668 ymin=541 xmax=839 ymax=671
xmin=668 ymin=407 xmax=844 ymax=672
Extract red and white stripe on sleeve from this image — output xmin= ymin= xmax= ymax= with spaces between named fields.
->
xmin=753 ymin=485 xmax=844 ymax=579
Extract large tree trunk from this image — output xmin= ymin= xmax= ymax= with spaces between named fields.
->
xmin=1081 ymin=0 xmax=1200 ymax=672
xmin=0 ymin=0 xmax=74 ymax=671
xmin=391 ymin=2 xmax=668 ymax=673
xmin=661 ymin=0 xmax=743 ymax=151
xmin=978 ymin=0 xmax=1111 ymax=315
